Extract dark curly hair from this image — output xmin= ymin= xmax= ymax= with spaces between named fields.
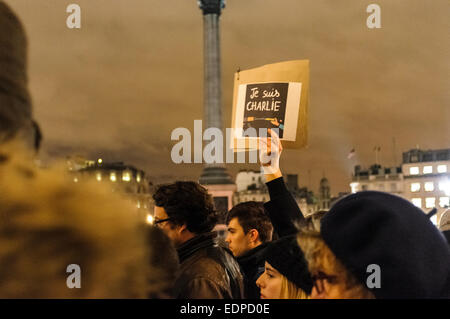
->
xmin=152 ymin=181 xmax=218 ymax=234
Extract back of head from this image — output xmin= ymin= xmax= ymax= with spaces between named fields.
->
xmin=0 ymin=1 xmax=38 ymax=149
xmin=0 ymin=144 xmax=148 ymax=298
xmin=321 ymin=191 xmax=450 ymax=298
xmin=227 ymin=201 xmax=273 ymax=243
xmin=152 ymin=181 xmax=218 ymax=234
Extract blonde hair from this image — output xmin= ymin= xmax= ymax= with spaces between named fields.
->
xmin=279 ymin=274 xmax=310 ymax=299
xmin=0 ymin=142 xmax=149 ymax=298
xmin=297 ymin=229 xmax=374 ymax=299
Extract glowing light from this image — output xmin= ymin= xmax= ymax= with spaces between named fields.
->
xmin=439 ymin=180 xmax=450 ymax=196
xmin=122 ymin=172 xmax=131 ymax=182
xmin=73 ymin=177 xmax=78 ymax=183
xmin=410 ymin=183 xmax=420 ymax=192
xmin=409 ymin=167 xmax=419 ymax=175
xmin=98 ymin=158 xmax=103 ymax=164
xmin=425 ymin=197 xmax=436 ymax=209
xmin=96 ymin=173 xmax=102 ymax=181
xmin=437 ymin=165 xmax=447 ymax=173
xmin=146 ymin=214 xmax=154 ymax=225
xmin=110 ymin=172 xmax=117 ymax=182
xmin=423 ymin=166 xmax=433 ymax=174
xmin=439 ymin=197 xmax=449 ymax=208
xmin=424 ymin=182 xmax=434 ymax=192
xmin=412 ymin=198 xmax=422 ymax=208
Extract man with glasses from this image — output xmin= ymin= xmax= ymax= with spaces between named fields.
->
xmin=152 ymin=181 xmax=244 ymax=299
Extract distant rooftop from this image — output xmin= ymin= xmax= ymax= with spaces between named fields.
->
xmin=403 ymin=149 xmax=450 ymax=164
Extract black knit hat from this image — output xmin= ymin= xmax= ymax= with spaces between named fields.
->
xmin=263 ymin=235 xmax=313 ymax=294
xmin=321 ymin=191 xmax=450 ymax=299
xmin=0 ymin=1 xmax=35 ymax=144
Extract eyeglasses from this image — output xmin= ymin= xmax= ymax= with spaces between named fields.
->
xmin=153 ymin=217 xmax=172 ymax=226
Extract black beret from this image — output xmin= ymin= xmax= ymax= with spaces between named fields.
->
xmin=263 ymin=235 xmax=313 ymax=294
xmin=321 ymin=191 xmax=450 ymax=299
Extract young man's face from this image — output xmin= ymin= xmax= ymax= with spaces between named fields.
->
xmin=226 ymin=217 xmax=256 ymax=257
xmin=255 ymin=262 xmax=283 ymax=299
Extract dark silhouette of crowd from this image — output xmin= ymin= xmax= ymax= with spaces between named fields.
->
xmin=0 ymin=1 xmax=449 ymax=299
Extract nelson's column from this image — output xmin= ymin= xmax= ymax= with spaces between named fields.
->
xmin=197 ymin=0 xmax=235 ymax=219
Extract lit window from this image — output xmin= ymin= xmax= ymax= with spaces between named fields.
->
xmin=440 ymin=181 xmax=450 ymax=196
xmin=425 ymin=197 xmax=435 ymax=208
xmin=412 ymin=198 xmax=422 ymax=208
xmin=423 ymin=166 xmax=433 ymax=174
xmin=410 ymin=183 xmax=421 ymax=192
xmin=437 ymin=165 xmax=447 ymax=173
xmin=96 ymin=173 xmax=102 ymax=181
xmin=409 ymin=167 xmax=419 ymax=175
xmin=424 ymin=182 xmax=434 ymax=192
xmin=430 ymin=215 xmax=437 ymax=226
xmin=122 ymin=172 xmax=131 ymax=182
xmin=439 ymin=197 xmax=449 ymax=208
xmin=110 ymin=172 xmax=117 ymax=182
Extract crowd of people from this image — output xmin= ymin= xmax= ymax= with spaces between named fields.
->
xmin=0 ymin=1 xmax=449 ymax=299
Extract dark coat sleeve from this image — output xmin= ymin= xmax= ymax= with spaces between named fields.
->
xmin=263 ymin=177 xmax=306 ymax=237
xmin=177 ymin=277 xmax=225 ymax=299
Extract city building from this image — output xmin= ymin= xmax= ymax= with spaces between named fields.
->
xmin=233 ymin=170 xmax=319 ymax=216
xmin=349 ymin=148 xmax=450 ymax=225
xmin=68 ymin=157 xmax=153 ymax=221
xmin=235 ymin=169 xmax=265 ymax=192
xmin=350 ymin=164 xmax=403 ymax=194
xmin=402 ymin=148 xmax=450 ymax=224
xmin=318 ymin=177 xmax=331 ymax=210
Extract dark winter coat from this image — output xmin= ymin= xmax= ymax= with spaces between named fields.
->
xmin=236 ymin=242 xmax=269 ymax=299
xmin=173 ymin=232 xmax=244 ymax=299
xmin=264 ymin=177 xmax=306 ymax=237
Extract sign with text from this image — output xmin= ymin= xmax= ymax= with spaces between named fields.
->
xmin=230 ymin=60 xmax=309 ymax=150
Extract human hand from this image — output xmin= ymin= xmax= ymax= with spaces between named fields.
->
xmin=258 ymin=129 xmax=283 ymax=177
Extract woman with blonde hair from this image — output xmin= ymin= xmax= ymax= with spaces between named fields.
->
xmin=256 ymin=235 xmax=313 ymax=299
xmin=298 ymin=191 xmax=450 ymax=299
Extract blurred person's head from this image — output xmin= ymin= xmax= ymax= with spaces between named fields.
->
xmin=256 ymin=236 xmax=313 ymax=299
xmin=225 ymin=201 xmax=273 ymax=257
xmin=439 ymin=209 xmax=450 ymax=245
xmin=152 ymin=181 xmax=217 ymax=247
xmin=146 ymin=226 xmax=179 ymax=298
xmin=0 ymin=1 xmax=40 ymax=151
xmin=0 ymin=144 xmax=149 ymax=298
xmin=298 ymin=230 xmax=374 ymax=299
xmin=298 ymin=191 xmax=450 ymax=299
xmin=439 ymin=209 xmax=450 ymax=232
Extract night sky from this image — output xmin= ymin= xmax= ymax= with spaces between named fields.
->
xmin=7 ymin=0 xmax=449 ymax=194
